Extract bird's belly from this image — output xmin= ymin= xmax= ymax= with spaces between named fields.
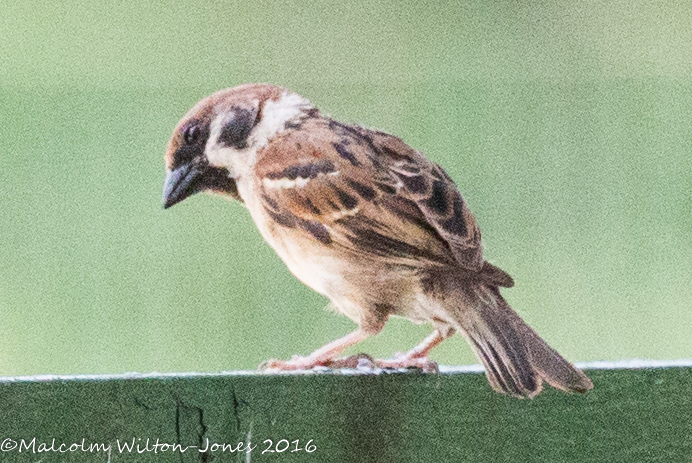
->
xmin=278 ymin=241 xmax=345 ymax=298
xmin=251 ymin=214 xmax=343 ymax=298
xmin=246 ymin=200 xmax=437 ymax=324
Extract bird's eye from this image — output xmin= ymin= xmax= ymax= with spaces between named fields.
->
xmin=183 ymin=125 xmax=200 ymax=145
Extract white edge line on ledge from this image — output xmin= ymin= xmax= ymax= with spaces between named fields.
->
xmin=1 ymin=359 xmax=692 ymax=383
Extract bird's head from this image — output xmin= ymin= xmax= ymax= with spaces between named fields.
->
xmin=162 ymin=83 xmax=313 ymax=208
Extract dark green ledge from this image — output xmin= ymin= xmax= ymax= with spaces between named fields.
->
xmin=0 ymin=361 xmax=690 ymax=462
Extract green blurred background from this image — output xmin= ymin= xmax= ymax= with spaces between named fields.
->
xmin=1 ymin=1 xmax=690 ymax=376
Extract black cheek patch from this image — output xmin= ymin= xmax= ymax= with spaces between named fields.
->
xmin=219 ymin=107 xmax=259 ymax=149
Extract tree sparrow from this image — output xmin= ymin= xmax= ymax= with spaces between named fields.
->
xmin=162 ymin=83 xmax=593 ymax=398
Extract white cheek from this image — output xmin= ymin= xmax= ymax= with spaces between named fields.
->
xmin=206 ymin=144 xmax=256 ymax=179
xmin=205 ymin=115 xmax=257 ymax=179
xmin=204 ymin=91 xmax=312 ymax=180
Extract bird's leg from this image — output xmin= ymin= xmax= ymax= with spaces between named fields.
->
xmin=375 ymin=329 xmax=450 ymax=372
xmin=261 ymin=328 xmax=372 ymax=371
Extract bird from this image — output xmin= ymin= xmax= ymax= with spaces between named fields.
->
xmin=162 ymin=83 xmax=593 ymax=398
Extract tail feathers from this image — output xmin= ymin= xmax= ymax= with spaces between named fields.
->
xmin=465 ymin=307 xmax=542 ymax=397
xmin=519 ymin=320 xmax=594 ymax=394
xmin=453 ymin=285 xmax=592 ymax=398
xmin=478 ymin=261 xmax=515 ymax=288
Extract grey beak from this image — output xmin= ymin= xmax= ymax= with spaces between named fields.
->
xmin=162 ymin=163 xmax=203 ymax=209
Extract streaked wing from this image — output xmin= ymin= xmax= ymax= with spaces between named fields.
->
xmin=254 ymin=117 xmax=483 ymax=270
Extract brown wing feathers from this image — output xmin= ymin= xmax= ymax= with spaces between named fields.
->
xmin=255 ymin=118 xmax=484 ymax=269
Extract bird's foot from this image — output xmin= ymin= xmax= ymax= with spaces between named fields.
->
xmin=261 ymin=351 xmax=437 ymax=373
xmin=260 ymin=329 xmax=374 ymax=371
xmin=327 ymin=353 xmax=438 ymax=372
xmin=325 ymin=353 xmax=376 ymax=369
xmin=375 ymin=352 xmax=439 ymax=373
xmin=261 ymin=353 xmax=377 ymax=371
xmin=260 ymin=354 xmax=329 ymax=371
